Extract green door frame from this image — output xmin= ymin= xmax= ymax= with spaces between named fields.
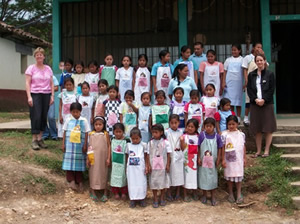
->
xmin=178 ymin=0 xmax=188 ymax=49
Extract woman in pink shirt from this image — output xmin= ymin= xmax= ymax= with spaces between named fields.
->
xmin=25 ymin=47 xmax=54 ymax=150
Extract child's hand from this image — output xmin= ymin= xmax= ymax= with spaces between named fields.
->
xmin=244 ymin=158 xmax=247 ymax=167
xmin=106 ymin=158 xmax=111 ymax=167
xmin=216 ymin=160 xmax=220 ymax=167
xmin=82 ymin=145 xmax=87 ymax=153
xmin=148 ymin=165 xmax=152 ymax=174
xmin=90 ymin=117 xmax=93 ymax=124
xmin=197 ymin=158 xmax=202 ymax=166
xmin=166 ymin=165 xmax=170 ymax=173
xmin=219 ymin=88 xmax=223 ymax=97
xmin=127 ymin=101 xmax=134 ymax=107
xmin=145 ymin=167 xmax=149 ymax=175
xmin=222 ymin=161 xmax=226 ymax=168
xmin=86 ymin=159 xmax=90 ymax=168
xmin=154 ymin=87 xmax=158 ymax=94
xmin=60 ymin=117 xmax=63 ymax=124
xmin=62 ymin=144 xmax=65 ymax=153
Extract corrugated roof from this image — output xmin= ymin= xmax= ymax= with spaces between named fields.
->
xmin=0 ymin=21 xmax=52 ymax=48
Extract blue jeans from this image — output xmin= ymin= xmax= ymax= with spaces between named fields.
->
xmin=42 ymin=103 xmax=57 ymax=139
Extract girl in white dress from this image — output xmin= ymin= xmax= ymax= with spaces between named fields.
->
xmin=85 ymin=60 xmax=100 ymax=101
xmin=200 ymin=84 xmax=219 ymax=118
xmin=116 ymin=56 xmax=134 ymax=102
xmin=138 ymin=92 xmax=152 ymax=143
xmin=94 ymin=79 xmax=109 ymax=117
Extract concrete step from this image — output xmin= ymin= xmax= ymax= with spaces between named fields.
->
xmin=272 ymin=133 xmax=300 ymax=144
xmin=280 ymin=154 xmax=300 ymax=166
xmin=292 ymin=167 xmax=300 ymax=175
xmin=291 ymin=181 xmax=300 ymax=189
xmin=292 ymin=196 xmax=300 ymax=209
xmin=273 ymin=144 xmax=300 ymax=154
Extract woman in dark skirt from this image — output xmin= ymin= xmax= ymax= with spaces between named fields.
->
xmin=247 ymin=53 xmax=276 ymax=158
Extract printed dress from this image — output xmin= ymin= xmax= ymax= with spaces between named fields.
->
xmin=84 ymin=72 xmax=100 ymax=100
xmin=119 ymin=101 xmax=138 ymax=137
xmin=184 ymin=101 xmax=205 ymax=132
xmin=134 ymin=67 xmax=151 ymax=105
xmin=166 ymin=129 xmax=184 ymax=187
xmin=103 ymin=99 xmax=121 ymax=137
xmin=62 ymin=116 xmax=90 ymax=172
xmin=151 ymin=104 xmax=170 ymax=130
xmin=170 ymin=100 xmax=187 ymax=132
xmin=200 ymin=96 xmax=219 ymax=118
xmin=126 ymin=142 xmax=148 ymax=200
xmin=138 ymin=105 xmax=151 ymax=143
xmin=222 ymin=130 xmax=245 ymax=182
xmin=115 ymin=67 xmax=134 ymax=102
xmin=148 ymin=138 xmax=171 ymax=190
xmin=154 ymin=64 xmax=173 ymax=104
xmin=110 ymin=138 xmax=130 ymax=188
xmin=183 ymin=134 xmax=199 ymax=189
xmin=88 ymin=131 xmax=109 ymax=190
xmin=77 ymin=95 xmax=94 ymax=130
xmin=94 ymin=93 xmax=109 ymax=117
xmin=72 ymin=73 xmax=86 ymax=95
xmin=99 ymin=65 xmax=118 ymax=86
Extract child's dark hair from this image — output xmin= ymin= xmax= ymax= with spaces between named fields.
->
xmin=151 ymin=124 xmax=166 ymax=139
xmin=203 ymin=117 xmax=216 ymax=127
xmin=226 ymin=115 xmax=238 ymax=125
xmin=64 ymin=58 xmax=74 ymax=66
xmin=190 ymin=89 xmax=199 ymax=98
xmin=220 ymin=98 xmax=231 ymax=109
xmin=141 ymin=92 xmax=151 ymax=101
xmin=130 ymin=127 xmax=142 ymax=138
xmin=253 ymin=42 xmax=262 ymax=48
xmin=104 ymin=53 xmax=113 ymax=59
xmin=172 ymin=64 xmax=188 ymax=85
xmin=107 ymin=85 xmax=119 ymax=93
xmin=173 ymin=87 xmax=184 ymax=95
xmin=138 ymin=54 xmax=148 ymax=63
xmin=88 ymin=60 xmax=99 ymax=68
xmin=232 ymin=44 xmax=242 ymax=55
xmin=93 ymin=116 xmax=106 ymax=132
xmin=124 ymin=90 xmax=135 ymax=100
xmin=98 ymin=79 xmax=108 ymax=87
xmin=205 ymin=83 xmax=215 ymax=90
xmin=121 ymin=55 xmax=132 ymax=66
xmin=169 ymin=114 xmax=180 ymax=122
xmin=70 ymin=102 xmax=82 ymax=111
xmin=186 ymin=118 xmax=199 ymax=134
xmin=180 ymin=45 xmax=191 ymax=56
xmin=159 ymin=50 xmax=170 ymax=60
xmin=113 ymin=123 xmax=125 ymax=132
xmin=74 ymin=61 xmax=84 ymax=72
xmin=81 ymin=81 xmax=90 ymax=89
xmin=64 ymin=77 xmax=74 ymax=86
xmin=155 ymin=90 xmax=166 ymax=99
xmin=194 ymin=42 xmax=204 ymax=48
xmin=206 ymin=49 xmax=216 ymax=57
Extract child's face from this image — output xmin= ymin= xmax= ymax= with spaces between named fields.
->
xmin=105 ymin=55 xmax=113 ymax=66
xmin=190 ymin=95 xmax=199 ymax=104
xmin=161 ymin=53 xmax=170 ymax=63
xmin=131 ymin=134 xmax=141 ymax=144
xmin=99 ymin=83 xmax=108 ymax=94
xmin=174 ymin=90 xmax=183 ymax=102
xmin=65 ymin=81 xmax=74 ymax=91
xmin=114 ymin=128 xmax=124 ymax=139
xmin=182 ymin=49 xmax=191 ymax=60
xmin=186 ymin=123 xmax=197 ymax=135
xmin=71 ymin=109 xmax=81 ymax=119
xmin=142 ymin=94 xmax=151 ymax=106
xmin=204 ymin=123 xmax=215 ymax=134
xmin=207 ymin=53 xmax=216 ymax=64
xmin=59 ymin=62 xmax=65 ymax=71
xmin=152 ymin=130 xmax=163 ymax=140
xmin=156 ymin=95 xmax=165 ymax=104
xmin=169 ymin=119 xmax=179 ymax=131
xmin=223 ymin=102 xmax=231 ymax=111
xmin=205 ymin=86 xmax=215 ymax=97
xmin=75 ymin=64 xmax=84 ymax=74
xmin=64 ymin=62 xmax=73 ymax=72
xmin=108 ymin=89 xmax=118 ymax=100
xmin=94 ymin=120 xmax=104 ymax=132
xmin=89 ymin=64 xmax=98 ymax=73
xmin=227 ymin=120 xmax=238 ymax=131
xmin=138 ymin=57 xmax=147 ymax=67
xmin=232 ymin=47 xmax=241 ymax=57
xmin=81 ymin=85 xmax=90 ymax=95
xmin=125 ymin=95 xmax=134 ymax=104
xmin=122 ymin=57 xmax=131 ymax=68
xmin=253 ymin=44 xmax=262 ymax=55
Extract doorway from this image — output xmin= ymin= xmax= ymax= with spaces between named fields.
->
xmin=272 ymin=22 xmax=300 ymax=113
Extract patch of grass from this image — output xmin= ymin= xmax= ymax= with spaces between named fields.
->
xmin=1 ymin=131 xmax=31 ymax=137
xmin=0 ymin=112 xmax=29 ymax=123
xmin=33 ymin=154 xmax=64 ymax=175
xmin=22 ymin=174 xmax=56 ymax=194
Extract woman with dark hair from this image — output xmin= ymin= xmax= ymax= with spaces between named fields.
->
xmin=247 ymin=53 xmax=276 ymax=158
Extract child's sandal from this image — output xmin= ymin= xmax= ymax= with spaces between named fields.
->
xmin=89 ymin=193 xmax=99 ymax=202
xmin=211 ymin=198 xmax=217 ymax=206
xmin=100 ymin=195 xmax=108 ymax=202
xmin=140 ymin=200 xmax=147 ymax=207
xmin=160 ymin=200 xmax=167 ymax=206
xmin=166 ymin=194 xmax=173 ymax=202
xmin=129 ymin=200 xmax=136 ymax=208
xmin=183 ymin=196 xmax=192 ymax=202
xmin=236 ymin=195 xmax=244 ymax=204
xmin=174 ymin=195 xmax=181 ymax=201
xmin=152 ymin=201 xmax=159 ymax=208
xmin=227 ymin=195 xmax=235 ymax=203
xmin=200 ymin=196 xmax=207 ymax=204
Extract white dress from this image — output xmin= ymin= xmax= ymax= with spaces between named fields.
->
xmin=156 ymin=66 xmax=172 ymax=104
xmin=166 ymin=129 xmax=184 ymax=187
xmin=77 ymin=95 xmax=94 ymax=130
xmin=203 ymin=62 xmax=222 ymax=97
xmin=116 ymin=67 xmax=134 ymax=102
xmin=200 ymin=96 xmax=219 ymax=118
xmin=138 ymin=105 xmax=151 ymax=143
xmin=84 ymin=72 xmax=100 ymax=100
xmin=126 ymin=142 xmax=148 ymax=200
xmin=134 ymin=67 xmax=151 ymax=105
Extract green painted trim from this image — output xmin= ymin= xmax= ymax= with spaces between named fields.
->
xmin=178 ymin=0 xmax=187 ymax=49
xmin=269 ymin=14 xmax=300 ymax=21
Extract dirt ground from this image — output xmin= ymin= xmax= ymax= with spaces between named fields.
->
xmin=0 ymin=157 xmax=299 ymax=224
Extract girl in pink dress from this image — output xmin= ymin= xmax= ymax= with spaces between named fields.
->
xmin=221 ymin=115 xmax=246 ymax=204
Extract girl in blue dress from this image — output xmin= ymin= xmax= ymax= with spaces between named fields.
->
xmin=214 ymin=98 xmax=235 ymax=134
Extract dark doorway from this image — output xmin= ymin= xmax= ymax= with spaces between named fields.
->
xmin=272 ymin=22 xmax=300 ymax=113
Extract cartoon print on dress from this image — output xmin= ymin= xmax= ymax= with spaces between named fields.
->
xmin=202 ymin=150 xmax=214 ymax=168
xmin=129 ymin=150 xmax=140 ymax=165
xmin=225 ymin=136 xmax=237 ymax=162
xmin=138 ymin=72 xmax=147 ymax=87
xmin=161 ymin=73 xmax=170 ymax=88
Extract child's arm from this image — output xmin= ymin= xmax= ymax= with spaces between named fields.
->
xmin=222 ymin=70 xmax=227 ymax=91
xmin=59 ymin=99 xmax=63 ymax=124
xmin=149 ymin=114 xmax=152 ymax=132
xmin=184 ymin=112 xmax=188 ymax=126
xmin=82 ymin=132 xmax=88 ymax=153
xmin=106 ymin=133 xmax=111 ymax=167
xmin=91 ymin=101 xmax=95 ymax=124
xmin=216 ymin=121 xmax=221 ymax=135
xmin=144 ymin=153 xmax=149 ymax=174
xmin=128 ymin=101 xmax=138 ymax=113
xmin=149 ymin=74 xmax=153 ymax=96
xmin=152 ymin=76 xmax=157 ymax=94
xmin=180 ymin=135 xmax=186 ymax=151
xmin=119 ymin=113 xmax=123 ymax=123
xmin=132 ymin=70 xmax=136 ymax=91
xmin=216 ymin=147 xmax=222 ymax=167
xmin=243 ymin=68 xmax=248 ymax=90
xmin=197 ymin=145 xmax=202 ymax=166
xmin=200 ymin=72 xmax=205 ymax=94
xmin=219 ymin=72 xmax=224 ymax=96
xmin=194 ymin=70 xmax=198 ymax=86
xmin=243 ymin=145 xmax=247 ymax=167
xmin=62 ymin=131 xmax=66 ymax=152
xmin=221 ymin=146 xmax=226 ymax=168
xmin=166 ymin=153 xmax=171 ymax=173
xmin=115 ymin=79 xmax=119 ymax=88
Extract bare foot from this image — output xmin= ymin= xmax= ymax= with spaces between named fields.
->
xmin=115 ymin=193 xmax=120 ymax=200
xmin=70 ymin=181 xmax=78 ymax=191
xmin=78 ymin=183 xmax=84 ymax=193
xmin=121 ymin=194 xmax=127 ymax=201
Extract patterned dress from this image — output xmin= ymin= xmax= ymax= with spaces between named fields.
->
xmin=103 ymin=99 xmax=121 ymax=137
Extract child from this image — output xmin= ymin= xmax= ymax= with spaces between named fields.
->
xmin=138 ymin=92 xmax=152 ymax=143
xmin=132 ymin=54 xmax=151 ymax=105
xmin=222 ymin=44 xmax=244 ymax=123
xmin=126 ymin=128 xmax=148 ymax=208
xmin=151 ymin=50 xmax=174 ymax=104
xmin=72 ymin=61 xmax=86 ymax=95
xmin=173 ymin=45 xmax=198 ymax=85
xmin=110 ymin=123 xmax=130 ymax=200
xmin=200 ymin=84 xmax=219 ymax=118
xmin=62 ymin=102 xmax=90 ymax=192
xmin=170 ymin=87 xmax=187 ymax=132
xmin=94 ymin=79 xmax=109 ymax=117
xmin=59 ymin=58 xmax=73 ymax=89
xmin=148 ymin=124 xmax=171 ymax=208
xmin=119 ymin=90 xmax=138 ymax=137
xmin=87 ymin=116 xmax=111 ymax=202
xmin=58 ymin=77 xmax=77 ymax=138
xmin=102 ymin=85 xmax=121 ymax=137
xmin=180 ymin=118 xmax=199 ymax=202
xmin=77 ymin=82 xmax=94 ymax=130
xmin=199 ymin=49 xmax=224 ymax=97
xmin=99 ymin=54 xmax=118 ymax=86
xmin=166 ymin=114 xmax=184 ymax=201
xmin=222 ymin=115 xmax=246 ymax=204
xmin=85 ymin=60 xmax=100 ymax=100
xmin=184 ymin=90 xmax=205 ymax=132
xmin=150 ymin=90 xmax=170 ymax=130
xmin=214 ymin=98 xmax=236 ymax=134
xmin=198 ymin=118 xmax=223 ymax=206
xmin=116 ymin=55 xmax=134 ymax=102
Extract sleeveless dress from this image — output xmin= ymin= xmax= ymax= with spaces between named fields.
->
xmin=151 ymin=104 xmax=170 ymax=130
xmin=77 ymin=94 xmax=94 ymax=130
xmin=138 ymin=105 xmax=151 ymax=143
xmin=100 ymin=65 xmax=117 ymax=86
xmin=170 ymin=100 xmax=187 ymax=132
xmin=103 ymin=99 xmax=121 ymax=137
xmin=156 ymin=66 xmax=172 ymax=104
xmin=84 ymin=72 xmax=100 ymax=101
xmin=119 ymin=101 xmax=138 ymax=137
xmin=134 ymin=67 xmax=151 ymax=105
xmin=203 ymin=62 xmax=222 ymax=97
